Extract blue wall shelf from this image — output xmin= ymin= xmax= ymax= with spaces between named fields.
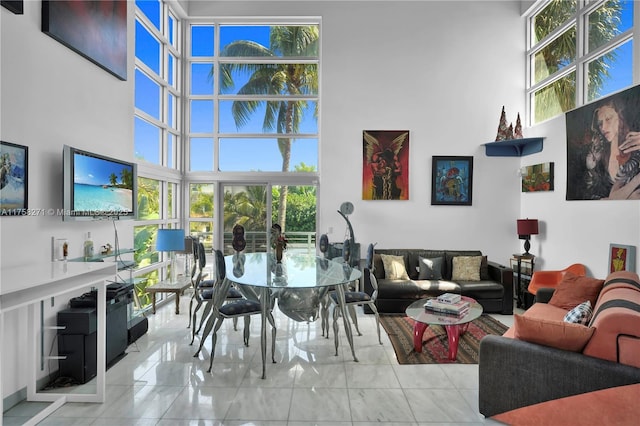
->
xmin=484 ymin=137 xmax=544 ymax=157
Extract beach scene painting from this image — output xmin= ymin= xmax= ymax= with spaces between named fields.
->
xmin=1 ymin=141 xmax=28 ymax=215
xmin=73 ymin=152 xmax=134 ymax=213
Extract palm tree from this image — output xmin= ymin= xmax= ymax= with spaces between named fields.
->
xmin=223 ymin=185 xmax=268 ymax=231
xmin=109 ymin=173 xmax=118 ymax=186
xmin=533 ymin=0 xmax=623 ymax=122
xmin=218 ymin=25 xmax=319 ymax=231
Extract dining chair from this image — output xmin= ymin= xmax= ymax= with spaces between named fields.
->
xmin=330 ymin=242 xmax=382 ymax=346
xmin=194 ymin=249 xmax=277 ymax=373
xmin=188 ymin=242 xmax=244 ymax=345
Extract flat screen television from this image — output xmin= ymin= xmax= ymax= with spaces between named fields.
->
xmin=63 ymin=145 xmax=137 ymax=221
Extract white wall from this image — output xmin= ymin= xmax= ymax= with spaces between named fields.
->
xmin=190 ymin=1 xmax=526 ymax=266
xmin=1 ymin=1 xmax=135 ymax=402
xmin=522 ymin=115 xmax=640 ymax=278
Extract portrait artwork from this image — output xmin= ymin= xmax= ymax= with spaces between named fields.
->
xmin=362 ymin=130 xmax=409 ymax=200
xmin=566 ymin=84 xmax=640 ymax=200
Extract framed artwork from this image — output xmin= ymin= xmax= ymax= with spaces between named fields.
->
xmin=609 ymin=244 xmax=636 ymax=273
xmin=566 ymin=84 xmax=640 ymax=200
xmin=522 ymin=162 xmax=554 ymax=192
xmin=362 ymin=130 xmax=410 ymax=200
xmin=1 ymin=1 xmax=23 ymax=14
xmin=1 ymin=141 xmax=28 ymax=216
xmin=42 ymin=0 xmax=127 ymax=81
xmin=431 ymin=156 xmax=473 ymax=205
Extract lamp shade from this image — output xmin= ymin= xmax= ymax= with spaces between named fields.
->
xmin=517 ymin=219 xmax=539 ymax=238
xmin=156 ymin=229 xmax=185 ymax=252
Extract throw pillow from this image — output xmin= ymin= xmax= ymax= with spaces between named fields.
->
xmin=513 ymin=315 xmax=595 ymax=352
xmin=380 ymin=254 xmax=410 ymax=280
xmin=451 ymin=256 xmax=482 ymax=281
xmin=480 ymin=255 xmax=490 ymax=280
xmin=563 ymin=301 xmax=593 ymax=325
xmin=548 ymin=272 xmax=604 ymax=310
xmin=418 ymin=256 xmax=444 ymax=280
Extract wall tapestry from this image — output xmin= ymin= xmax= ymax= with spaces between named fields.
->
xmin=42 ymin=0 xmax=127 ymax=80
xmin=431 ymin=156 xmax=473 ymax=206
xmin=362 ymin=130 xmax=409 ymax=200
xmin=521 ymin=162 xmax=554 ymax=192
xmin=1 ymin=141 xmax=28 ymax=216
xmin=566 ymin=84 xmax=640 ymax=200
xmin=608 ymin=243 xmax=636 ymax=273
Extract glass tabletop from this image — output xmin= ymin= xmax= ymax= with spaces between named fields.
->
xmin=405 ymin=296 xmax=483 ymax=326
xmin=224 ymin=252 xmax=361 ymax=288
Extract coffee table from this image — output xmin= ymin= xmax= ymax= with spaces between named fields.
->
xmin=405 ymin=296 xmax=483 ymax=360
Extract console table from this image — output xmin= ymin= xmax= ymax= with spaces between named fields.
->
xmin=0 ymin=261 xmax=116 ymax=425
xmin=146 ymin=276 xmax=191 ymax=314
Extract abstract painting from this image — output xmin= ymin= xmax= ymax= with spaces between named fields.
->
xmin=431 ymin=156 xmax=473 ymax=206
xmin=42 ymin=0 xmax=127 ymax=80
xmin=362 ymin=130 xmax=409 ymax=200
xmin=608 ymin=244 xmax=636 ymax=273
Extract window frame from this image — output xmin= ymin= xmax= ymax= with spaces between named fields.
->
xmin=526 ymin=0 xmax=638 ymax=125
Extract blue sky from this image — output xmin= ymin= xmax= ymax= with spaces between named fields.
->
xmin=134 ymin=0 xmax=634 ymax=170
xmin=74 ymin=152 xmax=132 ymax=186
xmin=134 ymin=7 xmax=319 ymax=172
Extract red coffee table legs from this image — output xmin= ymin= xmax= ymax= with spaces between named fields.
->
xmin=413 ymin=321 xmax=470 ymax=360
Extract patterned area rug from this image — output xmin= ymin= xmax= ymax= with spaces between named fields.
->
xmin=380 ymin=314 xmax=509 ymax=364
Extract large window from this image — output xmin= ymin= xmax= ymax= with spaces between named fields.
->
xmin=135 ymin=0 xmax=181 ymax=168
xmin=134 ymin=0 xmax=183 ymax=310
xmin=133 ymin=7 xmax=321 ymax=305
xmin=527 ymin=0 xmax=634 ymax=124
xmin=186 ymin=21 xmax=320 ymax=249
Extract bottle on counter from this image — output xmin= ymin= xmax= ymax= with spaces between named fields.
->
xmin=84 ymin=232 xmax=94 ymax=261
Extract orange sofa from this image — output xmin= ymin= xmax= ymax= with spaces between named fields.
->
xmin=479 ymin=270 xmax=640 ymax=417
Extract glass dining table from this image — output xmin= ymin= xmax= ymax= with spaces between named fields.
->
xmin=224 ymin=252 xmax=362 ymax=379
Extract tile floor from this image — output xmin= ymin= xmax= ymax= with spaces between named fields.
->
xmin=3 ymin=297 xmax=518 ymax=425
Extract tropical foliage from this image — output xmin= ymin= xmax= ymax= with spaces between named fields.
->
xmin=218 ymin=25 xmax=319 ymax=230
xmin=533 ymin=0 xmax=624 ymax=122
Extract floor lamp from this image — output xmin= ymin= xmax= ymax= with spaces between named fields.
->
xmin=156 ymin=229 xmax=185 ymax=282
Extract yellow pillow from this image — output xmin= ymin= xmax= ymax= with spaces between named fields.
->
xmin=451 ymin=256 xmax=482 ymax=281
xmin=380 ymin=254 xmax=409 ymax=280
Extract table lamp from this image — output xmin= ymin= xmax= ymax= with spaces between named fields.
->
xmin=517 ymin=219 xmax=538 ymax=255
xmin=156 ymin=229 xmax=185 ymax=282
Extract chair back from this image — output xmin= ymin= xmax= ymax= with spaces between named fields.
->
xmin=215 ymin=249 xmax=226 ymax=281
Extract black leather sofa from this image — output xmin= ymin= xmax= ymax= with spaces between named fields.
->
xmin=362 ymin=249 xmax=513 ymax=315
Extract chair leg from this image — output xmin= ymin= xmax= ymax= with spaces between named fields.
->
xmin=189 ymin=299 xmax=203 ymax=345
xmin=233 ymin=316 xmax=239 ymax=331
xmin=332 ymin=304 xmax=340 ymax=356
xmin=196 ymin=303 xmax=212 ymax=334
xmin=348 ymin=305 xmax=362 ymax=336
xmin=267 ymin=312 xmax=277 ymax=364
xmin=194 ymin=309 xmax=216 ymax=357
xmin=207 ymin=317 xmax=225 ymax=373
xmin=321 ymin=296 xmax=330 ymax=338
xmin=368 ymin=302 xmax=382 ymax=345
xmin=187 ymin=294 xmax=195 ymax=329
xmin=243 ymin=315 xmax=251 ymax=346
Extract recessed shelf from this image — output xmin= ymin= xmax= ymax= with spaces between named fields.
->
xmin=484 ymin=137 xmax=544 ymax=157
